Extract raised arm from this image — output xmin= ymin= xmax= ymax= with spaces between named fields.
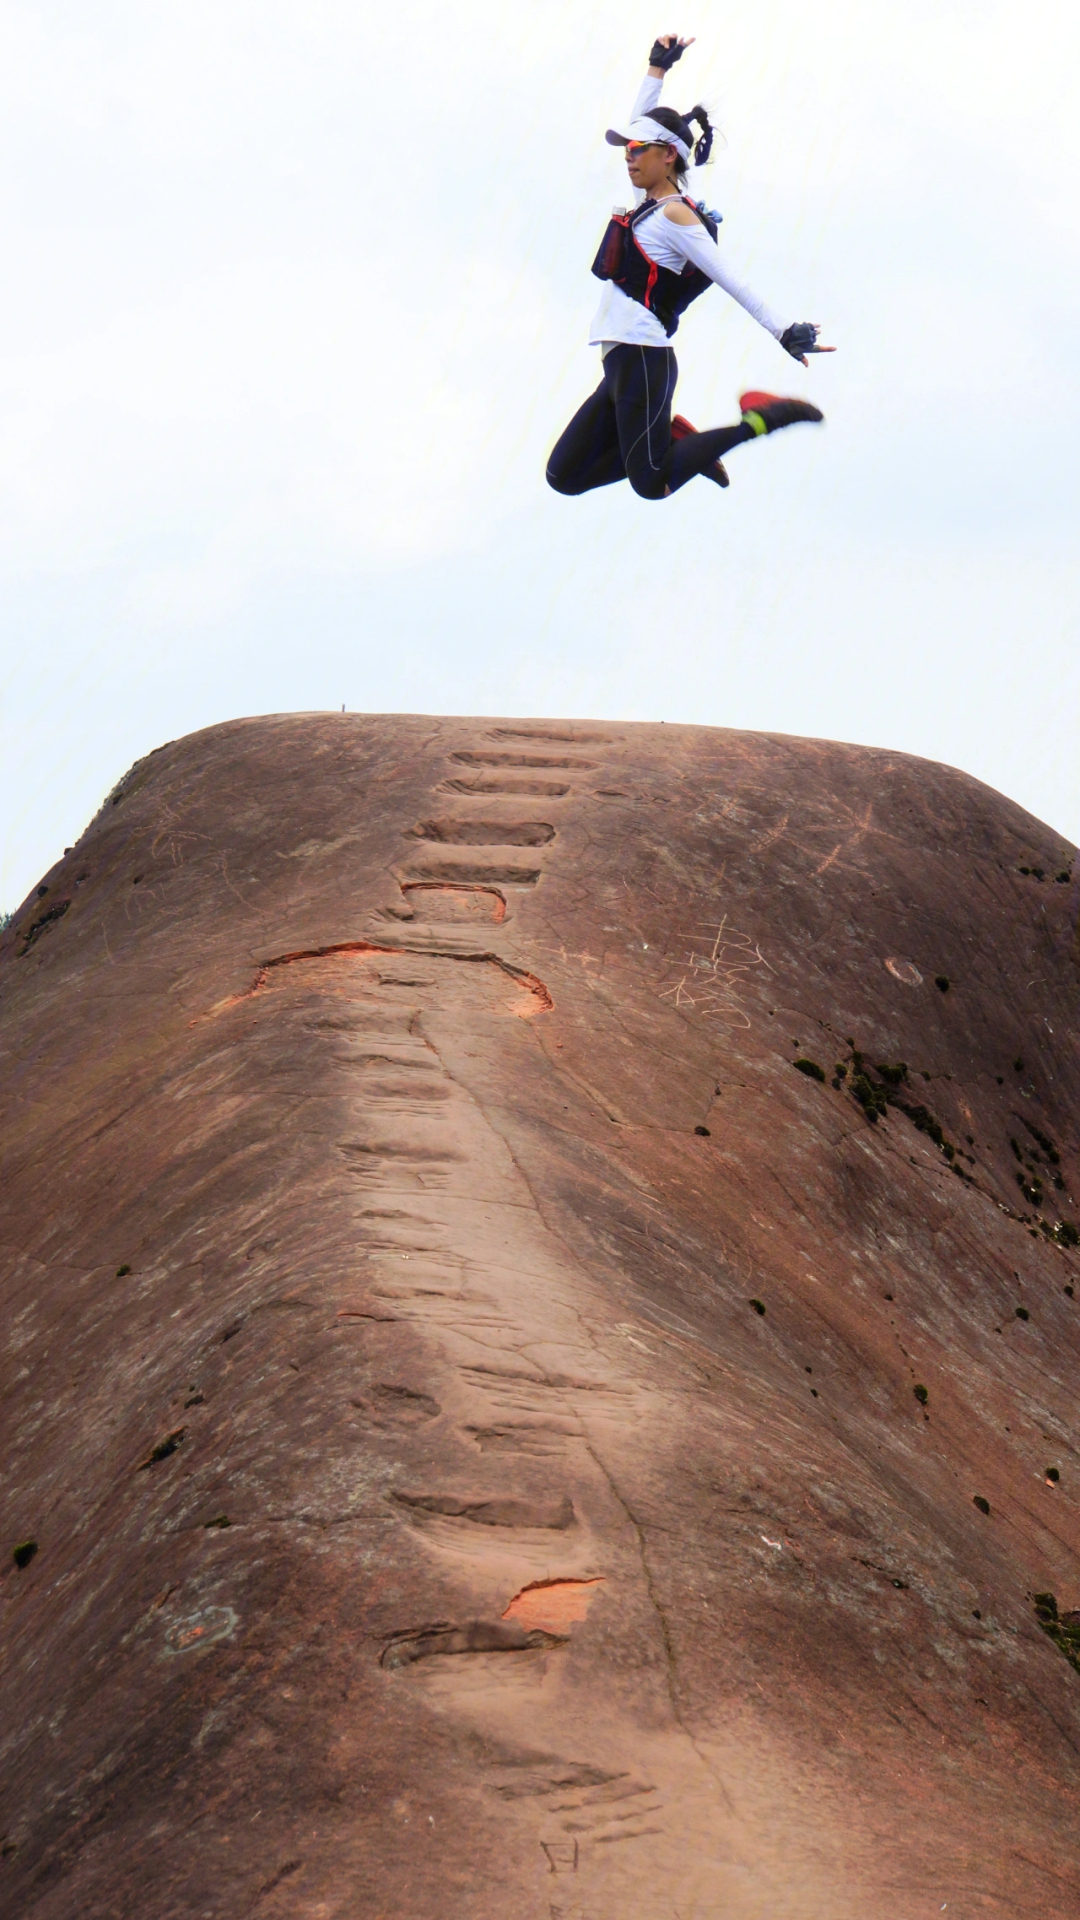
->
xmin=629 ymin=69 xmax=664 ymax=120
xmin=628 ymin=32 xmax=695 ymax=117
xmin=647 ymin=32 xmax=695 ymax=77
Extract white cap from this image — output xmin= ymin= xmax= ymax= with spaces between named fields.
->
xmin=605 ymin=116 xmax=691 ymax=164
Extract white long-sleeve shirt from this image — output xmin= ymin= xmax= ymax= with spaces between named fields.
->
xmin=589 ymin=73 xmax=787 ymax=350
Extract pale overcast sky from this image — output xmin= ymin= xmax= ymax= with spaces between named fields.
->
xmin=2 ymin=0 xmax=1077 ymax=910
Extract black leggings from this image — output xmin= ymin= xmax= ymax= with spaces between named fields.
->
xmin=546 ymin=343 xmax=754 ymax=501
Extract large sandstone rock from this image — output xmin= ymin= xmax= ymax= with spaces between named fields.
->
xmin=2 ymin=713 xmax=1079 ymax=1918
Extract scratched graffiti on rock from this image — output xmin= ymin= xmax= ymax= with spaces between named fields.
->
xmin=658 ymin=913 xmax=774 ymax=1027
xmin=542 ymin=1840 xmax=579 ymax=1873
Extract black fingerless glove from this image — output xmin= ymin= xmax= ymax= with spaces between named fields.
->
xmin=649 ymin=37 xmax=685 ymax=69
xmin=781 ymin=322 xmax=820 ymax=359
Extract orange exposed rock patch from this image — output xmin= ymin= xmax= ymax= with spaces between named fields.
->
xmin=502 ymin=1576 xmax=606 ymax=1632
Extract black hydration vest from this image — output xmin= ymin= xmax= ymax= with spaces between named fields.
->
xmin=591 ymin=196 xmax=722 ymax=338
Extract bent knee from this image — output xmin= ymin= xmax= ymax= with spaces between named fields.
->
xmin=626 ymin=472 xmax=666 ymax=501
xmin=545 ymin=462 xmax=580 ymax=496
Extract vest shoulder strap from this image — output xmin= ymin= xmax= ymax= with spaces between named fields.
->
xmin=629 ymin=195 xmax=721 ymax=241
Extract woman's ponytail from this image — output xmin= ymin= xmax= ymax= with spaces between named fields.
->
xmin=642 ymin=102 xmax=719 ymax=187
xmin=686 ymin=104 xmax=714 ymax=168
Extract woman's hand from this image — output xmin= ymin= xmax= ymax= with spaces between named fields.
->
xmin=780 ymin=321 xmax=836 ymax=367
xmin=648 ymin=34 xmax=695 ymax=75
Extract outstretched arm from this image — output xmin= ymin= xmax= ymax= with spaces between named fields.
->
xmin=662 ymin=204 xmax=836 ymax=359
xmin=660 ymin=208 xmax=786 ymax=338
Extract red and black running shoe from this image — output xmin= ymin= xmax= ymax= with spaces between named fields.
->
xmin=739 ymin=391 xmax=824 ymax=435
xmin=671 ymin=412 xmax=730 ymax=488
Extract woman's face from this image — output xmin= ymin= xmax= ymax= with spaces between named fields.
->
xmin=625 ymin=140 xmax=679 ymax=195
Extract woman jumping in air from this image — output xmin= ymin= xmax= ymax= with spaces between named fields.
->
xmin=546 ymin=33 xmax=834 ymax=500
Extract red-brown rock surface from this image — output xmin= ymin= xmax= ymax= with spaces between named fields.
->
xmin=2 ymin=714 xmax=1080 ymax=1919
